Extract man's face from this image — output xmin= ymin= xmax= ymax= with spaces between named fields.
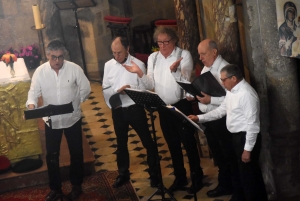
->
xmin=220 ymin=71 xmax=235 ymax=91
xmin=157 ymin=33 xmax=176 ymax=57
xmin=198 ymin=42 xmax=217 ymax=67
xmin=47 ymin=50 xmax=64 ymax=71
xmin=111 ymin=42 xmax=128 ymax=64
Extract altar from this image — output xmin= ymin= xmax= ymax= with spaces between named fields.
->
xmin=0 ymin=58 xmax=42 ymax=163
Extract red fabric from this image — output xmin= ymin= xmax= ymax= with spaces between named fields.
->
xmin=135 ymin=53 xmax=149 ymax=64
xmin=155 ymin=19 xmax=177 ymax=26
xmin=104 ymin=16 xmax=132 ymax=24
xmin=0 ymin=155 xmax=10 ymax=171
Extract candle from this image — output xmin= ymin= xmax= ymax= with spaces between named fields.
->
xmin=32 ymin=4 xmax=42 ymax=29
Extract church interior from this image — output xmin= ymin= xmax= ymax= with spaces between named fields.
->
xmin=0 ymin=0 xmax=300 ymax=201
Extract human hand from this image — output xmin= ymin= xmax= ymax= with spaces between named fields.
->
xmin=241 ymin=150 xmax=251 ymax=163
xmin=170 ymin=57 xmax=183 ymax=72
xmin=123 ymin=61 xmax=144 ymax=77
xmin=28 ymin=104 xmax=35 ymax=109
xmin=117 ymin=85 xmax=130 ymax=94
xmin=188 ymin=115 xmax=199 ymax=122
xmin=197 ymin=92 xmax=211 ymax=104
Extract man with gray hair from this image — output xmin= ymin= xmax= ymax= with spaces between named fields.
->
xmin=26 ymin=39 xmax=91 ymax=201
xmin=188 ymin=64 xmax=267 ymax=201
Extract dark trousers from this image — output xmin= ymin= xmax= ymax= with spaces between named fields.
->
xmin=45 ymin=119 xmax=84 ymax=191
xmin=231 ymin=132 xmax=268 ymax=201
xmin=203 ymin=116 xmax=234 ymax=189
xmin=112 ymin=104 xmax=157 ymax=177
xmin=158 ymin=99 xmax=203 ymax=179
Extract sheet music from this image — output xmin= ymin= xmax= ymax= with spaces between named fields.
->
xmin=166 ymin=105 xmax=203 ymax=131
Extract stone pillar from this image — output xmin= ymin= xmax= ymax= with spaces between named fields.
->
xmin=242 ymin=0 xmax=300 ymax=199
xmin=173 ymin=0 xmax=200 ymax=67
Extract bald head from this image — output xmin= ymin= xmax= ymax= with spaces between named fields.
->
xmin=198 ymin=39 xmax=218 ymax=67
xmin=111 ymin=37 xmax=129 ymax=63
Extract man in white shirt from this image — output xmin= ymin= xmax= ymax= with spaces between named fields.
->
xmin=102 ymin=37 xmax=158 ymax=189
xmin=191 ymin=39 xmax=234 ymax=197
xmin=188 ymin=64 xmax=268 ymax=201
xmin=124 ymin=26 xmax=203 ymax=194
xmin=26 ymin=40 xmax=91 ymax=201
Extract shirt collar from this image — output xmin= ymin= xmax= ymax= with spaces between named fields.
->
xmin=113 ymin=54 xmax=132 ymax=65
xmin=210 ymin=55 xmax=222 ymax=69
xmin=231 ymin=78 xmax=245 ymax=93
xmin=159 ymin=47 xmax=177 ymax=58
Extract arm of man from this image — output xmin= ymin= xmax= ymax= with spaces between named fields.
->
xmin=173 ymin=50 xmax=193 ymax=81
xmin=241 ymin=92 xmax=260 ymax=163
xmin=127 ymin=58 xmax=147 ymax=90
xmin=26 ymin=68 xmax=42 ymax=109
xmin=197 ymin=96 xmax=227 ymax=123
xmin=75 ymin=66 xmax=91 ymax=102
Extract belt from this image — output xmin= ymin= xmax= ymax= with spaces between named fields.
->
xmin=122 ymin=104 xmax=136 ymax=111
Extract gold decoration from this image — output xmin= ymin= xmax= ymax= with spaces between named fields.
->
xmin=0 ymin=81 xmax=42 ymax=163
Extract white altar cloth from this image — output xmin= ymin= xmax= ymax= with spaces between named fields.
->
xmin=0 ymin=58 xmax=30 ymax=84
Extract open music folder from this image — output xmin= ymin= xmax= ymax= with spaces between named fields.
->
xmin=176 ymin=71 xmax=226 ymax=97
xmin=124 ymin=88 xmax=202 ymax=131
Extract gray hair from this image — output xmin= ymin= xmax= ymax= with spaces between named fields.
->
xmin=46 ymin=39 xmax=67 ymax=55
xmin=208 ymin=40 xmax=218 ymax=52
xmin=220 ymin=64 xmax=243 ymax=80
xmin=153 ymin=26 xmax=179 ymax=43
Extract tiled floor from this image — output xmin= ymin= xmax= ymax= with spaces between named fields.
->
xmin=81 ymin=81 xmax=232 ymax=201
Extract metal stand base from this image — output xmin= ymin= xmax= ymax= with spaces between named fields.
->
xmin=146 ymin=108 xmax=177 ymax=201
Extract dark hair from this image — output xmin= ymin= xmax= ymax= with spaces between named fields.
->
xmin=112 ymin=36 xmax=129 ymax=49
xmin=221 ymin=64 xmax=243 ymax=80
xmin=46 ymin=39 xmax=67 ymax=55
xmin=153 ymin=26 xmax=178 ymax=43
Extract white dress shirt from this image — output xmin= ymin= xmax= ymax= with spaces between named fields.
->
xmin=140 ymin=47 xmax=193 ymax=105
xmin=26 ymin=60 xmax=91 ymax=129
xmin=102 ymin=54 xmax=146 ymax=108
xmin=198 ymin=55 xmax=228 ymax=113
xmin=197 ymin=79 xmax=260 ymax=151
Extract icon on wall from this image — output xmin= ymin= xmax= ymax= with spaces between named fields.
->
xmin=276 ymin=0 xmax=300 ymax=58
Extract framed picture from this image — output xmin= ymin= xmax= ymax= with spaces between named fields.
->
xmin=276 ymin=0 xmax=300 ymax=58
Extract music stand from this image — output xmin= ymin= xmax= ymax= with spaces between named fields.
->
xmin=24 ymin=102 xmax=74 ymax=129
xmin=24 ymin=102 xmax=74 ymax=200
xmin=124 ymin=89 xmax=176 ymax=201
xmin=53 ymin=0 xmax=96 ymax=79
xmin=160 ymin=106 xmax=203 ymax=201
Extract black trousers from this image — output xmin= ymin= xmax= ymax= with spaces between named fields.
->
xmin=112 ymin=104 xmax=157 ymax=177
xmin=202 ymin=116 xmax=234 ymax=189
xmin=45 ymin=119 xmax=83 ymax=191
xmin=231 ymin=132 xmax=268 ymax=201
xmin=158 ymin=99 xmax=203 ymax=179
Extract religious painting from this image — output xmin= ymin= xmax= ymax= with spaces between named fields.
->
xmin=276 ymin=0 xmax=300 ymax=58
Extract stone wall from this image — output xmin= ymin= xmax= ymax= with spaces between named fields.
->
xmin=0 ymin=0 xmax=41 ymax=52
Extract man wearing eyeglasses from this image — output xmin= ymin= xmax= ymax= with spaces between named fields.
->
xmin=188 ymin=64 xmax=267 ymax=201
xmin=187 ymin=39 xmax=234 ymax=198
xmin=26 ymin=39 xmax=91 ymax=201
xmin=102 ymin=36 xmax=159 ymax=189
xmin=124 ymin=26 xmax=204 ymax=194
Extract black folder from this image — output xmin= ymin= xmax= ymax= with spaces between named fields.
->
xmin=24 ymin=102 xmax=74 ymax=120
xmin=176 ymin=71 xmax=226 ymax=97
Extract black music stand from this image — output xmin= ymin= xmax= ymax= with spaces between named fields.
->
xmin=53 ymin=0 xmax=96 ymax=79
xmin=124 ymin=89 xmax=176 ymax=201
xmin=160 ymin=106 xmax=202 ymax=201
xmin=24 ymin=102 xmax=74 ymax=129
xmin=24 ymin=102 xmax=74 ymax=201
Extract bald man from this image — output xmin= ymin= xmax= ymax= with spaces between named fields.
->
xmin=102 ymin=36 xmax=158 ymax=188
xmin=189 ymin=39 xmax=234 ymax=198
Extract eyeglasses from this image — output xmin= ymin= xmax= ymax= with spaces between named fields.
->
xmin=220 ymin=75 xmax=233 ymax=82
xmin=51 ymin=55 xmax=64 ymax=61
xmin=157 ymin=39 xmax=172 ymax=46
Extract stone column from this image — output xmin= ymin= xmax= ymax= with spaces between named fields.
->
xmin=242 ymin=0 xmax=300 ymax=199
